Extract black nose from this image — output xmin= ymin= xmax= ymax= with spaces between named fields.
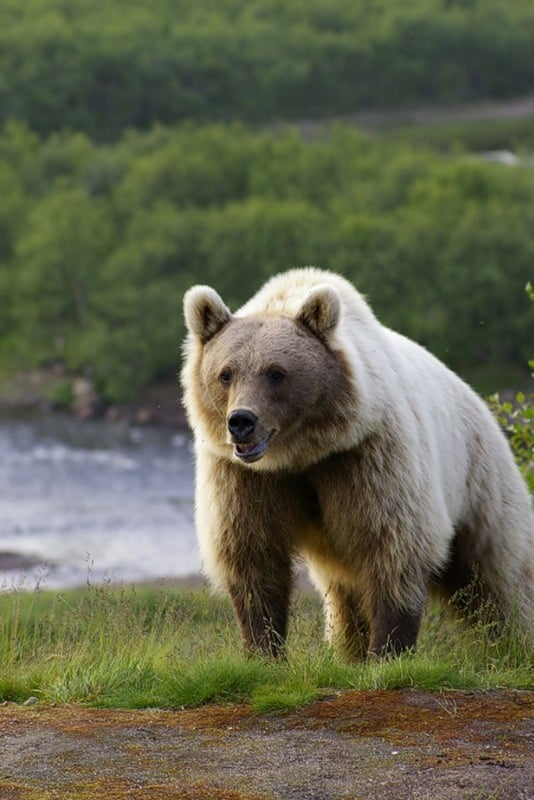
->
xmin=228 ymin=409 xmax=257 ymax=441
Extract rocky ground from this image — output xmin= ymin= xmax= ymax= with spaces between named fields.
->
xmin=1 ymin=689 xmax=532 ymax=800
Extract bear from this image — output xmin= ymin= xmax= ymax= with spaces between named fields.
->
xmin=181 ymin=267 xmax=534 ymax=658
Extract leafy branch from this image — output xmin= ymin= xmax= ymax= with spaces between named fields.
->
xmin=489 ymin=283 xmax=534 ymax=492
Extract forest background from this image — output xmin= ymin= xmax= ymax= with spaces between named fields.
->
xmin=1 ymin=0 xmax=533 ymax=405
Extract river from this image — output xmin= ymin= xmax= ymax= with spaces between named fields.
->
xmin=0 ymin=413 xmax=198 ymax=591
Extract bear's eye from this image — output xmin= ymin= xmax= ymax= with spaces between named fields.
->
xmin=266 ymin=368 xmax=286 ymax=386
xmin=219 ymin=369 xmax=232 ymax=386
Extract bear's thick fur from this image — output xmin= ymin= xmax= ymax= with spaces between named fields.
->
xmin=182 ymin=268 xmax=534 ymax=657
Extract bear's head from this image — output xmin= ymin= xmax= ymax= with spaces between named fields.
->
xmin=182 ymin=283 xmax=358 ymax=471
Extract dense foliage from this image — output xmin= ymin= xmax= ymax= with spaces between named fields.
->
xmin=1 ymin=0 xmax=533 ymax=404
xmin=489 ymin=284 xmax=534 ymax=492
xmin=0 ymin=0 xmax=533 ymax=140
xmin=2 ymin=121 xmax=533 ymax=402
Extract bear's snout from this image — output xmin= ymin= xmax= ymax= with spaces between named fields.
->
xmin=227 ymin=409 xmax=272 ymax=463
xmin=227 ymin=409 xmax=257 ymax=442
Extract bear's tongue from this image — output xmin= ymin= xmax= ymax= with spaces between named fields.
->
xmin=234 ymin=438 xmax=269 ymax=461
xmin=236 ymin=443 xmax=257 ymax=454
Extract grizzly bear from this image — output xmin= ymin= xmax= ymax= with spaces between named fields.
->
xmin=182 ymin=268 xmax=534 ymax=658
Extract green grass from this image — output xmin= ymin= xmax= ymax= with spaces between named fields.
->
xmin=0 ymin=583 xmax=532 ymax=712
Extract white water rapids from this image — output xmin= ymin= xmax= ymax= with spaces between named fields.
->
xmin=0 ymin=414 xmax=198 ymax=590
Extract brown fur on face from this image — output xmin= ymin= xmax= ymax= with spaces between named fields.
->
xmin=195 ymin=314 xmax=357 ymax=471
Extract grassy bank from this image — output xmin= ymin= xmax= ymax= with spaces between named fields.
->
xmin=1 ymin=583 xmax=532 ymax=711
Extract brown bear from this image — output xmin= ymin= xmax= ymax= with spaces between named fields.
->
xmin=181 ymin=268 xmax=534 ymax=658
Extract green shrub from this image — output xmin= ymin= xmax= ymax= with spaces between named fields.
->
xmin=489 ymin=283 xmax=534 ymax=492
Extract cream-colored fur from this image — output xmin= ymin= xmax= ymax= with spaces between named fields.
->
xmin=182 ymin=268 xmax=534 ymax=656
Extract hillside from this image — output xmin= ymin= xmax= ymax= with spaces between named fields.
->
xmin=1 ymin=0 xmax=533 ymax=405
xmin=1 ymin=0 xmax=534 ymax=140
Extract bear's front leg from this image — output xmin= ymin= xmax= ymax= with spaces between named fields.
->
xmin=367 ymin=599 xmax=424 ymax=657
xmin=227 ymin=571 xmax=292 ymax=658
xmin=195 ymin=452 xmax=296 ymax=658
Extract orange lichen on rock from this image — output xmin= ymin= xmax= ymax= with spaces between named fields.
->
xmin=292 ymin=689 xmax=533 ymax=742
xmin=1 ymin=691 xmax=532 ymax=800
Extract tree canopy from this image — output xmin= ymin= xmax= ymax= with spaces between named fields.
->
xmin=0 ymin=0 xmax=533 ymax=140
xmin=2 ymin=121 xmax=533 ymax=401
xmin=1 ymin=0 xmax=533 ymax=402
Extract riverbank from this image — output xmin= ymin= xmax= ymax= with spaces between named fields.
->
xmin=0 ymin=369 xmax=188 ymax=429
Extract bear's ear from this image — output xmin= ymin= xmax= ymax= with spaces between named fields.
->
xmin=183 ymin=286 xmax=232 ymax=343
xmin=296 ymin=286 xmax=340 ymax=341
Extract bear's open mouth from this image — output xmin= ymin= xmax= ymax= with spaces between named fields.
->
xmin=234 ymin=434 xmax=271 ymax=463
